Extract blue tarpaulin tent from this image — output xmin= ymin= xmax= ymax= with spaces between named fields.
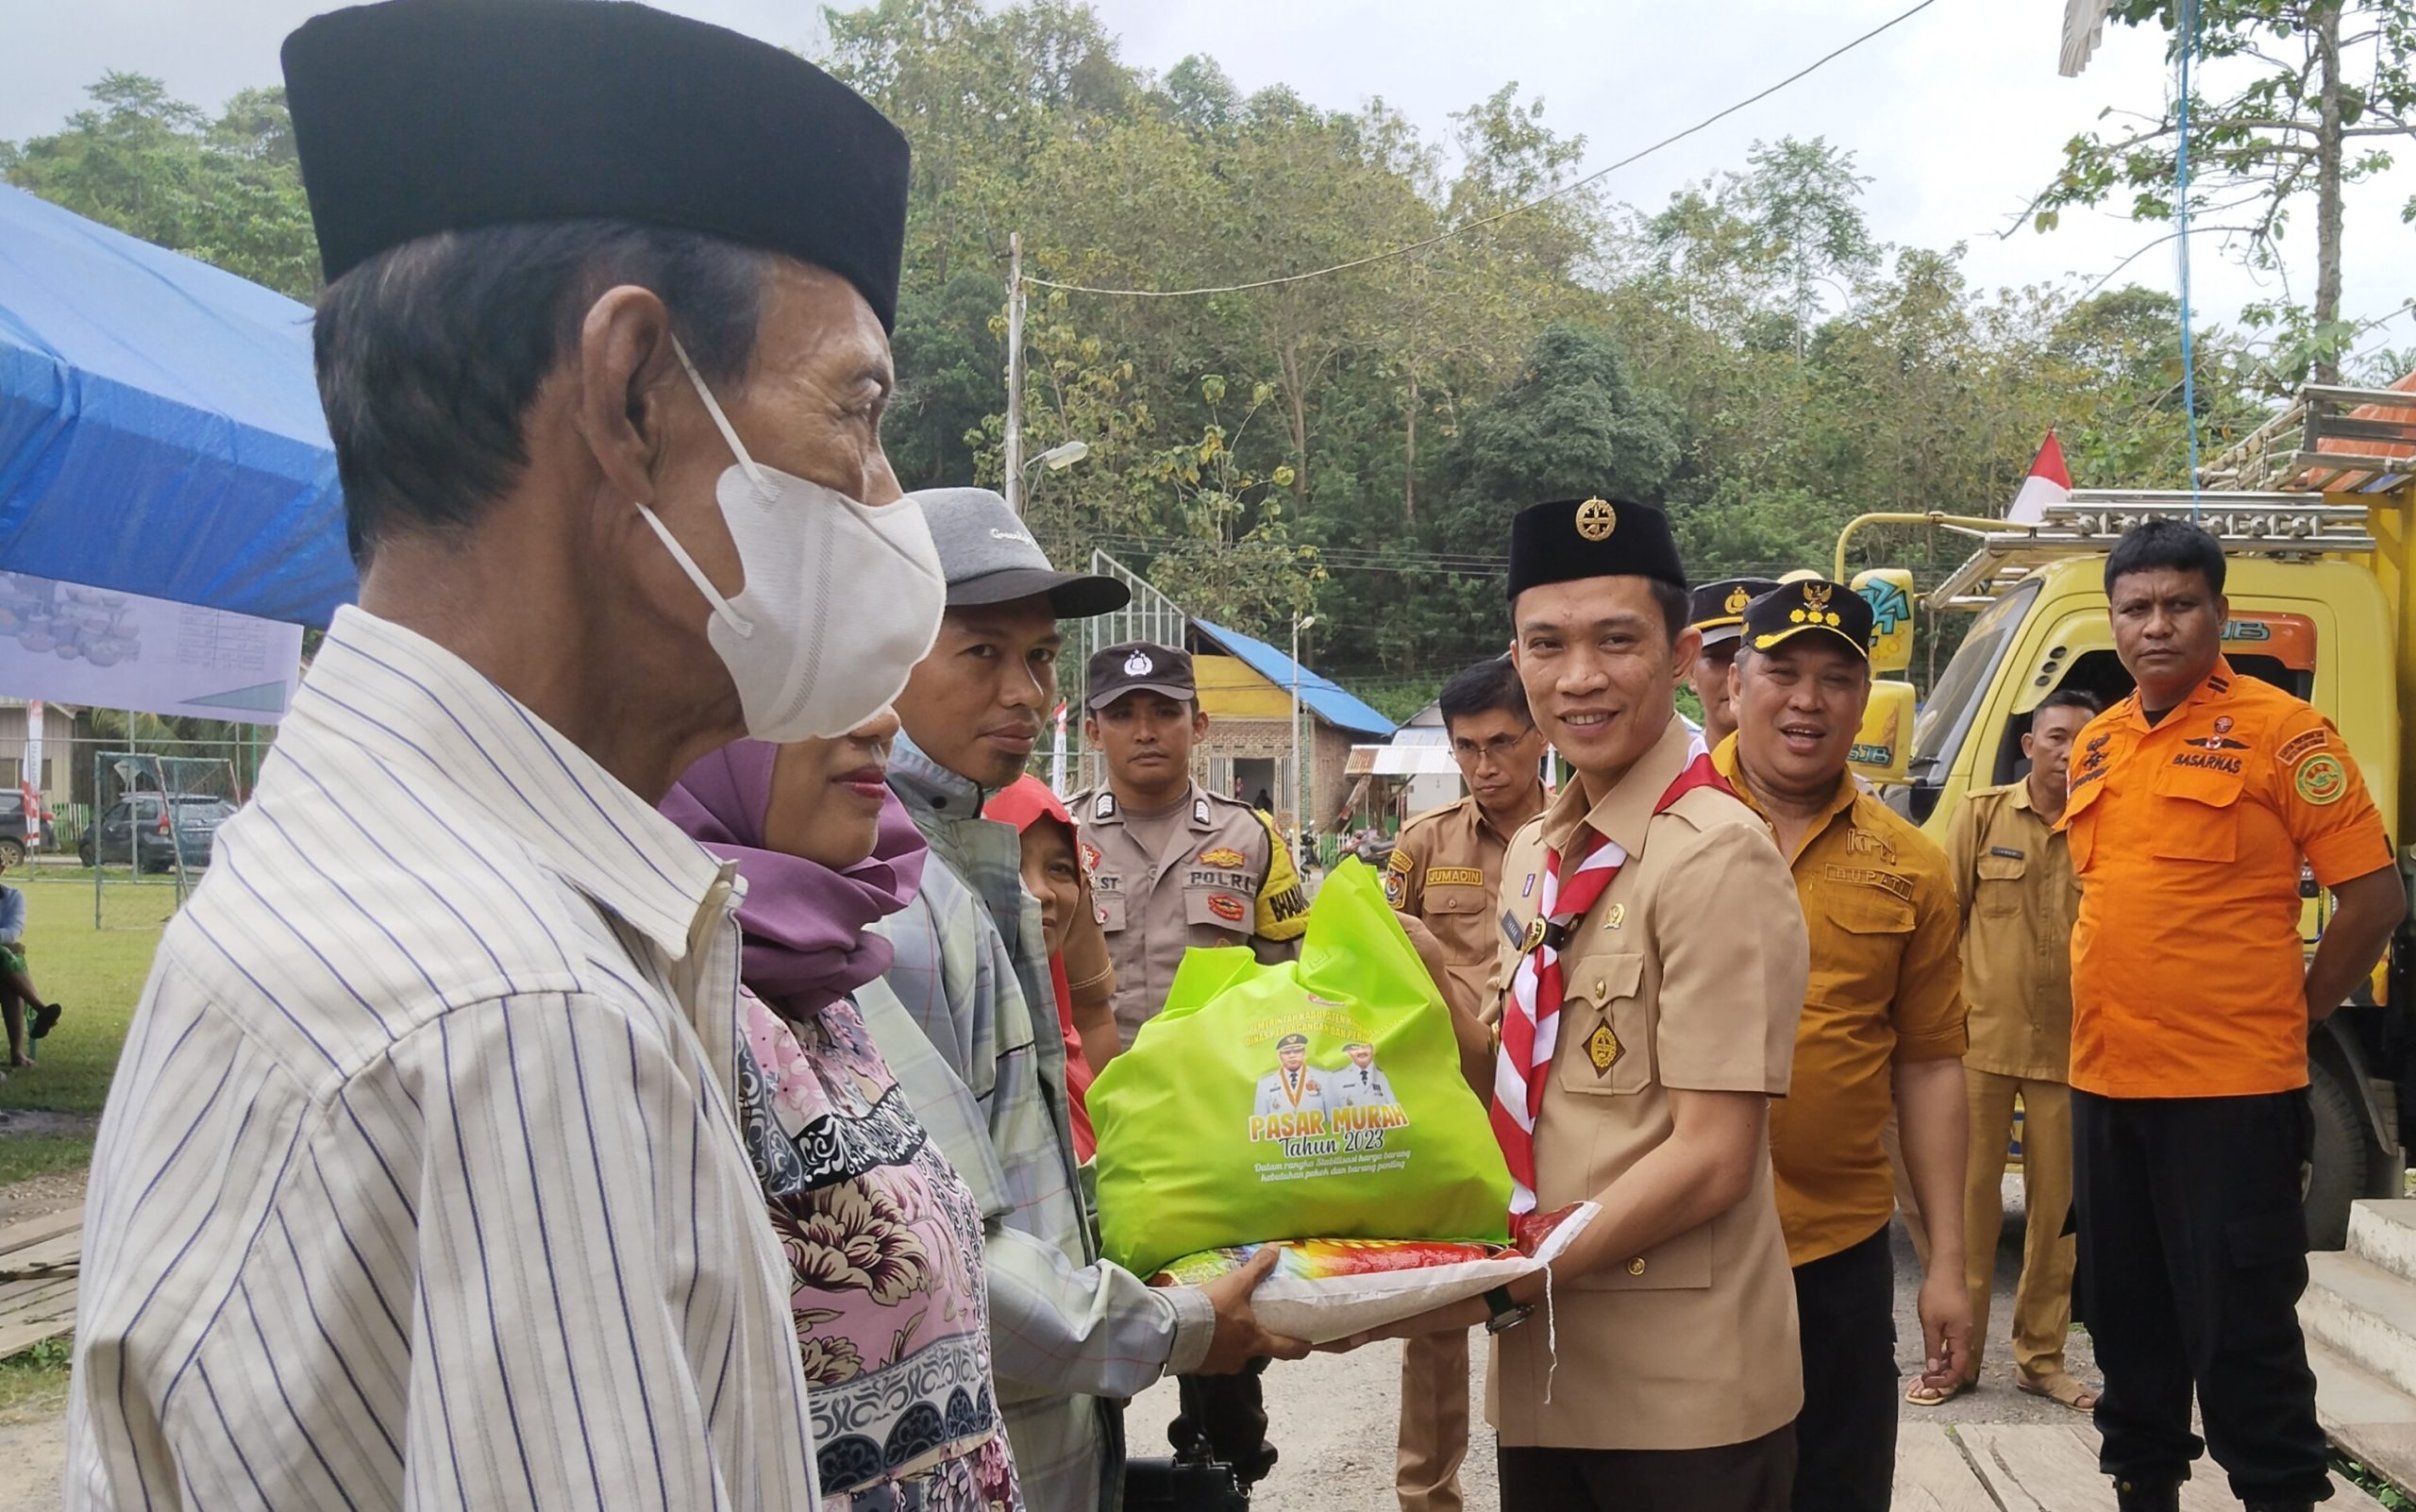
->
xmin=0 ymin=183 xmax=354 ymax=627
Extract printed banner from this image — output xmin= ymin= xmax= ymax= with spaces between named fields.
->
xmin=0 ymin=573 xmax=303 ymax=726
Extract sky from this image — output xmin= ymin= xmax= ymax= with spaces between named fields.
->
xmin=8 ymin=0 xmax=2416 ymax=356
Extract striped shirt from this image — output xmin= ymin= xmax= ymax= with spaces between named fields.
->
xmin=66 ymin=607 xmax=823 ymax=1512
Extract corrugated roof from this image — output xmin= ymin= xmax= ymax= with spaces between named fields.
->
xmin=1191 ymin=619 xmax=1396 ymax=736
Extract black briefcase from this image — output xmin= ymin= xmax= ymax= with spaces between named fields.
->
xmin=1122 ymin=1455 xmax=1250 ymax=1511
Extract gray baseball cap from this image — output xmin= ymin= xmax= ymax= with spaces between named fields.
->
xmin=908 ymin=487 xmax=1130 ymax=618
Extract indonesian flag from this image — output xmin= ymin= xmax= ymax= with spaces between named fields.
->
xmin=2006 ymin=432 xmax=2072 ymax=526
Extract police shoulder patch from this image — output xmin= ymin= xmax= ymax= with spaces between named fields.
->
xmin=2296 ymin=752 xmax=2350 ymax=807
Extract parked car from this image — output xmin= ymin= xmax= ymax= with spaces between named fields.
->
xmin=0 ymin=792 xmax=58 ymax=867
xmin=78 ymin=793 xmax=235 ymax=873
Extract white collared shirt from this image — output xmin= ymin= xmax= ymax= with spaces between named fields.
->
xmin=66 ymin=607 xmax=821 ymax=1511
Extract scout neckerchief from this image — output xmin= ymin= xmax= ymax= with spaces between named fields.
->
xmin=1492 ymin=740 xmax=1730 ymax=1214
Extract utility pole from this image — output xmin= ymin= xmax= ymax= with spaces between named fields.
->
xmin=1004 ymin=230 xmax=1025 ymax=513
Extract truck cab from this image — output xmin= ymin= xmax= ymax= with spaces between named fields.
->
xmin=1846 ymin=384 xmax=2416 ymax=1248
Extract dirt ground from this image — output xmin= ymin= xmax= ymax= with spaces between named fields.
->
xmin=0 ymin=1184 xmax=2097 ymax=1512
xmin=1133 ymin=1191 xmax=2097 ymax=1512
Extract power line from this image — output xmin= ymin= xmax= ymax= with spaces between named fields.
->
xmin=1022 ymin=0 xmax=1949 ymax=301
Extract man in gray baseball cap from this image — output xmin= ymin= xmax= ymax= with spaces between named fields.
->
xmin=914 ymin=486 xmax=1128 ymax=616
xmin=875 ymin=487 xmax=1301 ymax=1512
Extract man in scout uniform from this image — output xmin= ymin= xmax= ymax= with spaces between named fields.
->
xmin=1075 ymin=642 xmax=1308 ymax=1048
xmin=1715 ymin=579 xmax=1972 ymax=1511
xmin=1688 ymin=576 xmax=1782 ymax=751
xmin=2066 ymin=520 xmax=2399 ymax=1512
xmin=1376 ymin=496 xmax=1813 ymax=1510
xmin=1941 ymin=686 xmax=2104 ymax=1411
xmin=1252 ymin=1033 xmax=1334 ymax=1121
xmin=1381 ymin=652 xmax=1546 ymax=1512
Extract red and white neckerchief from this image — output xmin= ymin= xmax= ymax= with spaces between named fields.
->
xmin=1492 ymin=738 xmax=1730 ymax=1214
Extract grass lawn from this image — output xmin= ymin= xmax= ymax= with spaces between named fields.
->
xmin=0 ymin=875 xmax=173 ymax=1184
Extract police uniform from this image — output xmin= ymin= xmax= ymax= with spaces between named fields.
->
xmin=1485 ymin=498 xmax=1810 ymax=1511
xmin=1074 ymin=643 xmax=1308 ymax=1048
xmin=1384 ymin=783 xmax=1543 ymax=1512
xmin=2064 ymin=653 xmax=2392 ymax=1505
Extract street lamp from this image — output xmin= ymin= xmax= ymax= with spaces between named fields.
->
xmin=1021 ymin=439 xmax=1089 ymax=493
xmin=1290 ymin=613 xmax=1317 ymax=864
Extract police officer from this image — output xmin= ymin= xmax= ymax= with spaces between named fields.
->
xmin=1688 ymin=577 xmax=1781 ymax=751
xmin=2066 ymin=520 xmax=2400 ymax=1512
xmin=1075 ymin=642 xmax=1308 ymax=1047
xmin=1382 ymin=653 xmax=1547 ymax=1512
xmin=1376 ymin=496 xmax=1812 ymax=1511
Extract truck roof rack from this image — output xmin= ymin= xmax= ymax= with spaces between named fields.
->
xmin=2206 ymin=383 xmax=2416 ymax=496
xmin=1925 ymin=492 xmax=2372 ymax=612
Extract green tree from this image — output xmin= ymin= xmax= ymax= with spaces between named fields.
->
xmin=3 ymin=74 xmax=316 ymax=299
xmin=2019 ymin=0 xmax=2416 ymax=382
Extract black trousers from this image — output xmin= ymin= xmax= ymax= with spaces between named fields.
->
xmin=1499 ymin=1423 xmax=1797 ymax=1512
xmin=2072 ymin=1088 xmax=2332 ymax=1503
xmin=1790 ymin=1222 xmax=1898 ymax=1512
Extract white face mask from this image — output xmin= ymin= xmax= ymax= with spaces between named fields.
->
xmin=636 ymin=339 xmax=945 ymax=743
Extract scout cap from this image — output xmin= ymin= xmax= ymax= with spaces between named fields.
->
xmin=1689 ymin=577 xmax=1783 ymax=648
xmin=1742 ymin=579 xmax=1874 ymax=662
xmin=1087 ymin=642 xmax=1194 ymax=710
xmin=911 ymin=488 xmax=1129 ymax=616
xmin=281 ymin=0 xmax=912 ymax=328
xmin=1505 ymin=496 xmax=1686 ymax=601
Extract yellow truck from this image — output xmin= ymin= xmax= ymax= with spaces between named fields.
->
xmin=1838 ymin=383 xmax=2416 ymax=1249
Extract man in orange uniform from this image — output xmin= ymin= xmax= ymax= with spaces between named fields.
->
xmin=2065 ymin=520 xmax=2402 ymax=1512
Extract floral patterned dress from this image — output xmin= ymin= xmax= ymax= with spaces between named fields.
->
xmin=737 ymin=988 xmax=1022 ymax=1512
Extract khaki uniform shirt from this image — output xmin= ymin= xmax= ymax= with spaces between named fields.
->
xmin=1384 ymin=790 xmax=1544 ymax=1016
xmin=1713 ymin=737 xmax=1968 ymax=1268
xmin=1074 ymin=782 xmax=1306 ymax=1049
xmin=1485 ymin=715 xmax=1809 ymax=1452
xmin=1945 ymin=781 xmax=2078 ymax=1083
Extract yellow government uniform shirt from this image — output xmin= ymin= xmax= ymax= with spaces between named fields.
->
xmin=1713 ymin=735 xmax=1968 ymax=1268
xmin=1485 ymin=715 xmax=1809 ymax=1451
xmin=1944 ymin=781 xmax=2077 ymax=1083
xmin=1384 ymin=791 xmax=1544 ymax=1017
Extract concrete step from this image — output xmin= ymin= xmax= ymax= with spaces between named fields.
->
xmin=2307 ymin=1329 xmax=2416 ymax=1500
xmin=2304 ymin=1248 xmax=2416 ymax=1400
xmin=2351 ymin=1200 xmax=2416 ymax=1285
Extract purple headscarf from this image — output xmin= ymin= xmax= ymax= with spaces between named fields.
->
xmin=662 ymin=739 xmax=927 ymax=1014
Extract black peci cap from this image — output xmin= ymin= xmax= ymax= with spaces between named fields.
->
xmin=1741 ymin=579 xmax=1874 ymax=662
xmin=281 ymin=0 xmax=912 ymax=328
xmin=1505 ymin=496 xmax=1686 ymax=602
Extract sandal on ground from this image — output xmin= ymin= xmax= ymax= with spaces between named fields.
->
xmin=2017 ymin=1371 xmax=2101 ymax=1411
xmin=1906 ymin=1377 xmax=1974 ymax=1406
xmin=7 ymin=1052 xmax=31 ymax=1068
xmin=29 ymin=1002 xmax=60 ymax=1039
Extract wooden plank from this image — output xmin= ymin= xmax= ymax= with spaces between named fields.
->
xmin=0 ymin=1210 xmax=80 ymax=1257
xmin=1891 ymin=1423 xmax=1998 ymax=1512
xmin=1961 ymin=1422 xmax=2387 ymax=1511
xmin=0 ymin=1273 xmax=77 ymax=1358
xmin=0 ymin=1231 xmax=79 ymax=1281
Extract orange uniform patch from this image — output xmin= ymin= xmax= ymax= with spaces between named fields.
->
xmin=1198 ymin=847 xmax=1248 ymax=868
xmin=1207 ymin=893 xmax=1247 ymax=923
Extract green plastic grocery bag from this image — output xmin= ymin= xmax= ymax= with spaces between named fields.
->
xmin=1090 ymin=858 xmax=1513 ymax=1278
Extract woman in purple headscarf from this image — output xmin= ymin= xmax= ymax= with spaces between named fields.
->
xmin=663 ymin=711 xmax=1020 ymax=1512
